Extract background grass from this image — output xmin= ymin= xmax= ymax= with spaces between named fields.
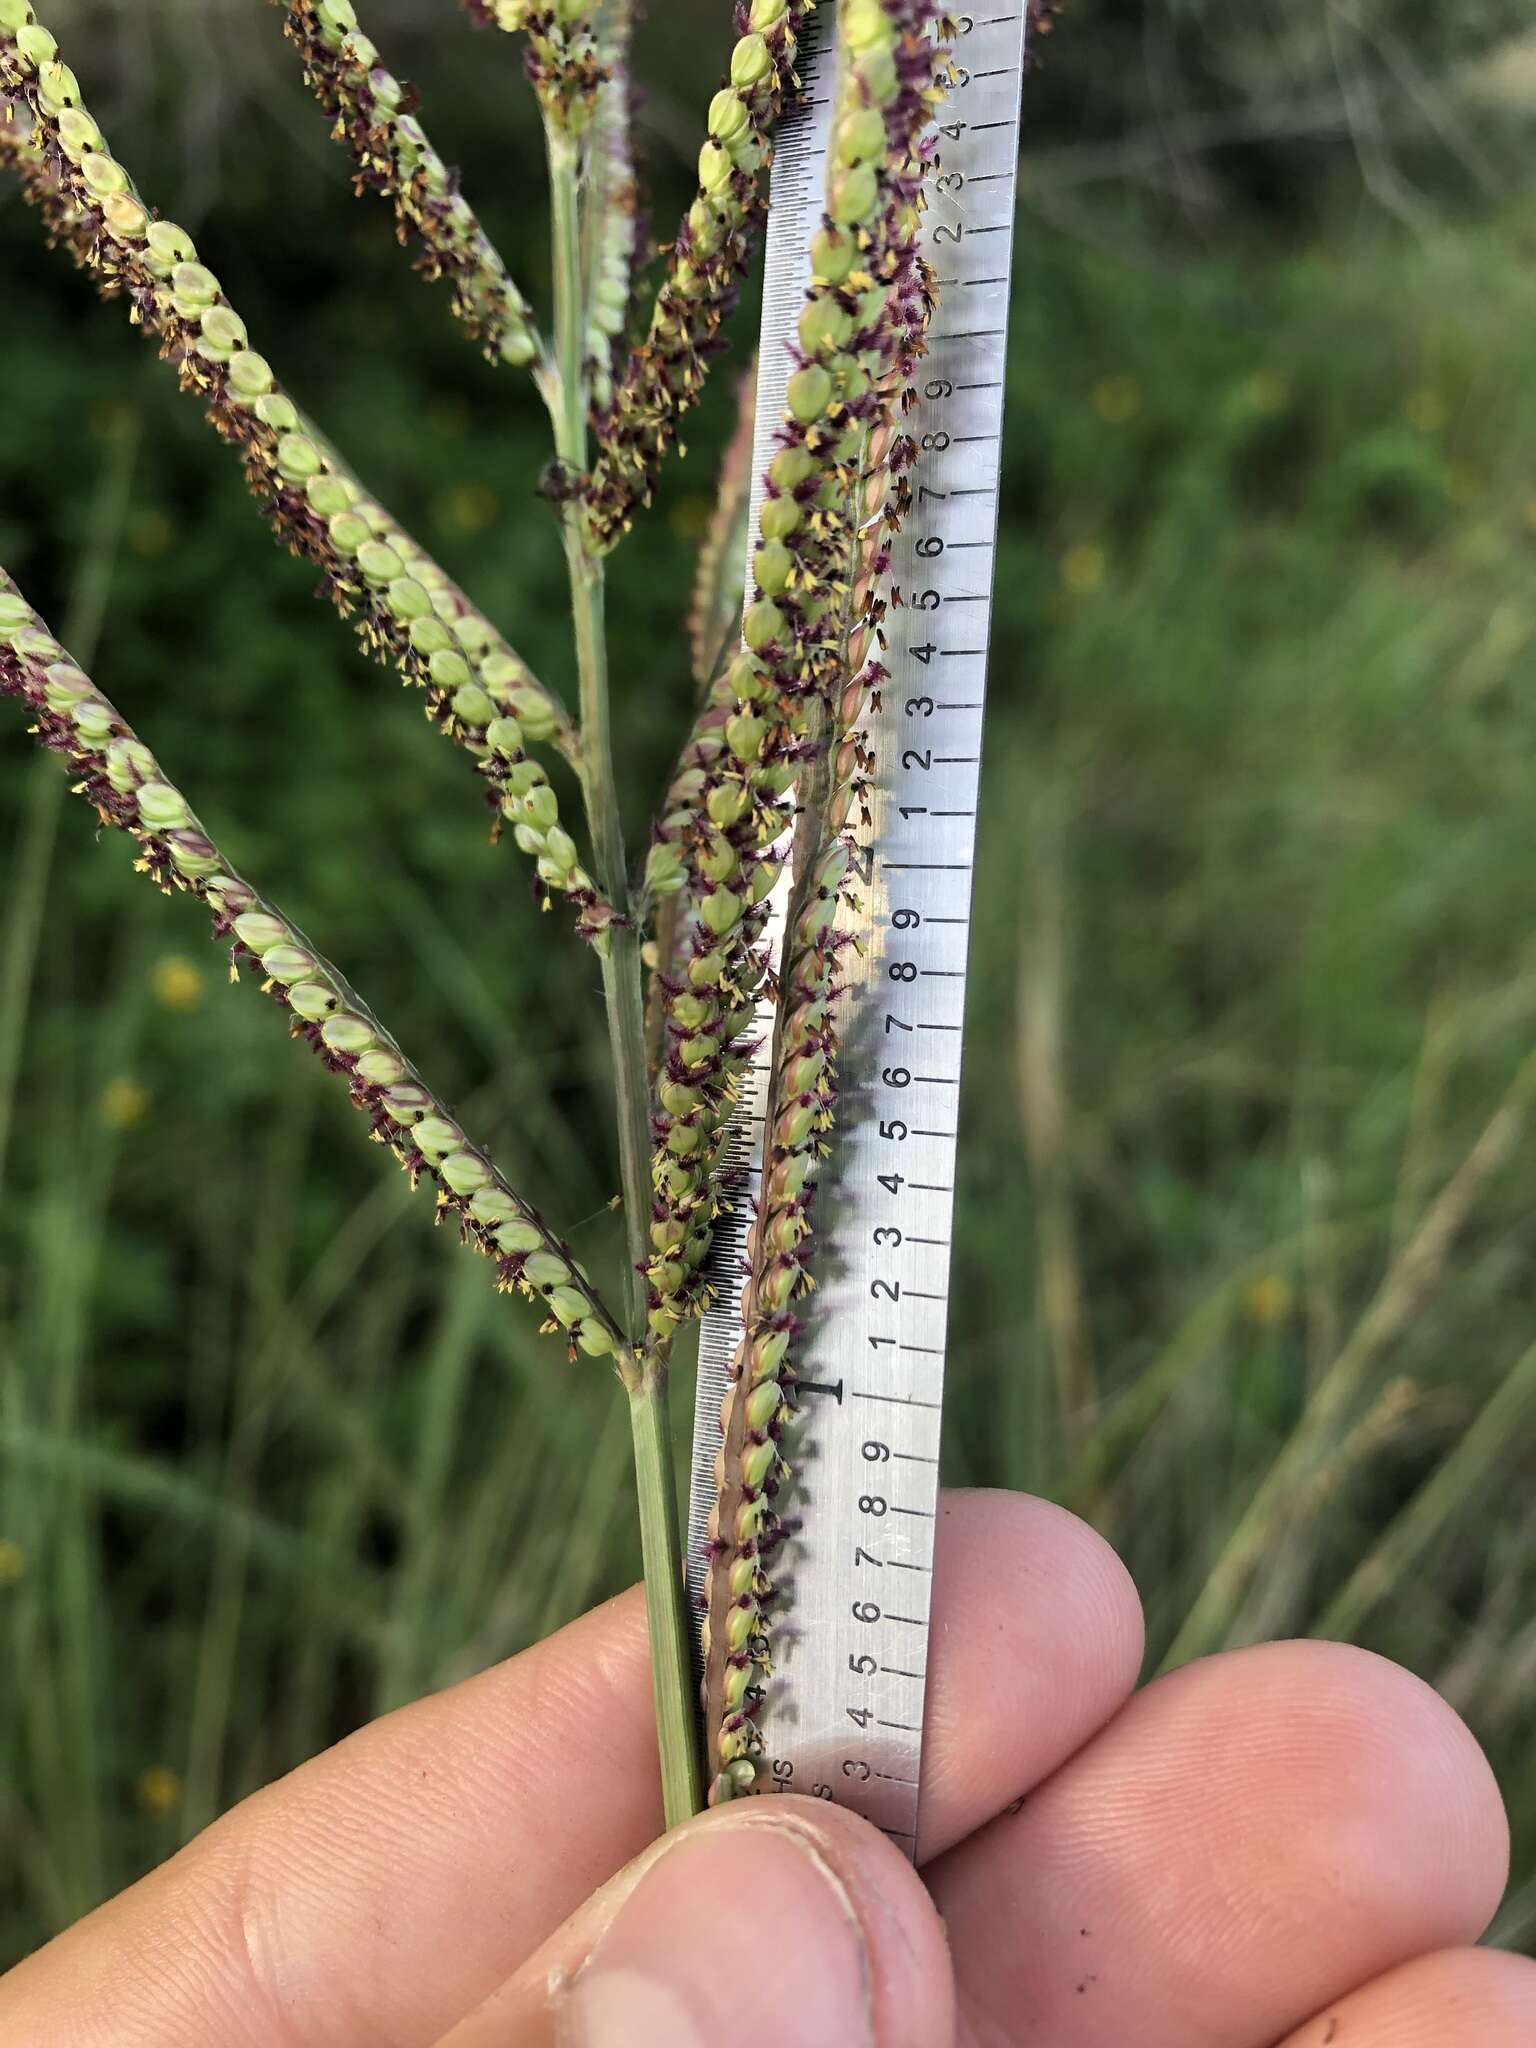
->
xmin=4 ymin=0 xmax=1536 ymax=1968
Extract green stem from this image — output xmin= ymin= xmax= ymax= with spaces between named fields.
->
xmin=629 ymin=1370 xmax=703 ymax=1819
xmin=546 ymin=122 xmax=703 ymax=1826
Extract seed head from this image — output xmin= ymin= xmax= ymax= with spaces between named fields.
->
xmin=273 ymin=1 xmax=542 ymax=364
xmin=0 ymin=16 xmax=597 ymax=926
xmin=585 ymin=3 xmax=810 ymax=549
xmin=699 ymin=0 xmax=951 ymax=1798
xmin=0 ymin=570 xmax=627 ymax=1369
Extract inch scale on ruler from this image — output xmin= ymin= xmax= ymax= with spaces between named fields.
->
xmin=686 ymin=0 xmax=1030 ymax=1861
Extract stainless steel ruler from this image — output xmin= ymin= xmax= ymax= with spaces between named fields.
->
xmin=686 ymin=0 xmax=1030 ymax=1861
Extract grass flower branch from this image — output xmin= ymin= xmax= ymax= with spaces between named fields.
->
xmin=584 ymin=0 xmax=809 ymax=550
xmin=640 ymin=368 xmax=759 ymax=1071
xmin=2 ymin=0 xmax=976 ymax=1836
xmin=0 ymin=18 xmax=615 ymax=937
xmin=0 ymin=574 xmax=627 ymax=1365
xmin=272 ymin=0 xmax=544 ymax=373
xmin=698 ymin=0 xmax=947 ymax=1801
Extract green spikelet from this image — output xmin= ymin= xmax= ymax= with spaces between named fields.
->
xmin=0 ymin=12 xmax=619 ymax=937
xmin=275 ymin=0 xmax=541 ymax=368
xmin=698 ymin=0 xmax=949 ymax=1803
xmin=0 ymin=571 xmax=625 ymax=1366
xmin=460 ymin=0 xmax=607 ymax=133
xmin=584 ymin=0 xmax=809 ymax=549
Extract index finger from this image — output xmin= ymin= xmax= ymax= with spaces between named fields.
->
xmin=0 ymin=1488 xmax=1141 ymax=2048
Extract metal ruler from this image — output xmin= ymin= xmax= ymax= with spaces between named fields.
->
xmin=686 ymin=0 xmax=1030 ymax=1861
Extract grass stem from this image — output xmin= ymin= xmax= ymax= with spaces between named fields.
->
xmin=629 ymin=1371 xmax=704 ymax=1819
xmin=546 ymin=121 xmax=702 ymax=1827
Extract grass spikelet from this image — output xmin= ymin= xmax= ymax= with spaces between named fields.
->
xmin=699 ymin=0 xmax=948 ymax=1801
xmin=0 ymin=572 xmax=626 ymax=1364
xmin=0 ymin=20 xmax=618 ymax=935
xmin=583 ymin=0 xmax=810 ymax=550
xmin=463 ymin=1 xmax=608 ymax=132
xmin=274 ymin=0 xmax=543 ymax=369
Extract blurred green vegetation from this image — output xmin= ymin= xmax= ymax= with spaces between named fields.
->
xmin=3 ymin=0 xmax=1536 ymax=1972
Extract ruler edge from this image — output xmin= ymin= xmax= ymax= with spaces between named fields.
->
xmin=684 ymin=2 xmax=1032 ymax=1855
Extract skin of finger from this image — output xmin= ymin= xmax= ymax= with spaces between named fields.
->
xmin=919 ymin=1492 xmax=1143 ymax=1861
xmin=0 ymin=1489 xmax=1141 ymax=2048
xmin=429 ymin=1800 xmax=956 ymax=2048
xmin=930 ymin=1640 xmax=1510 ymax=2048
xmin=1273 ymin=1947 xmax=1536 ymax=2046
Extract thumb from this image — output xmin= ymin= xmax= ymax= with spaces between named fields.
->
xmin=429 ymin=1797 xmax=956 ymax=2048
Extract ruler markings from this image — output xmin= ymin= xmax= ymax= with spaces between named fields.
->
xmin=686 ymin=1 xmax=1028 ymax=1856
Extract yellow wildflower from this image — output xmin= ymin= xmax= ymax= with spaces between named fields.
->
xmin=152 ymin=956 xmax=204 ymax=1013
xmin=99 ymin=1078 xmax=151 ymax=1130
xmin=1406 ymin=389 xmax=1448 ymax=433
xmin=1243 ymin=1273 xmax=1293 ymax=1329
xmin=1061 ymin=543 xmax=1107 ymax=597
xmin=1246 ymin=369 xmax=1291 ymax=415
xmin=134 ymin=1766 xmax=183 ymax=1818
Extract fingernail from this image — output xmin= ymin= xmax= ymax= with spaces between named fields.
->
xmin=560 ymin=1817 xmax=874 ymax=2047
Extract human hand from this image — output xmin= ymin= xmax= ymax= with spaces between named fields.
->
xmin=1 ymin=1490 xmax=1528 ymax=2045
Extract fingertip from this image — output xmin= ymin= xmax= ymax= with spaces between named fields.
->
xmin=930 ymin=1634 xmax=1514 ymax=2047
xmin=434 ymin=1797 xmax=955 ymax=2048
xmin=740 ymin=1798 xmax=958 ymax=2048
xmin=1277 ymin=1946 xmax=1536 ymax=2046
xmin=1271 ymin=1640 xmax=1512 ymax=1943
xmin=1103 ymin=1638 xmax=1509 ymax=1982
xmin=920 ymin=1489 xmax=1145 ymax=1857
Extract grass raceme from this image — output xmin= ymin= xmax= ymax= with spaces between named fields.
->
xmin=0 ymin=0 xmax=967 ymax=1825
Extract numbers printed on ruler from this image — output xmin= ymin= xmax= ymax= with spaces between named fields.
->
xmin=686 ymin=0 xmax=1031 ymax=1862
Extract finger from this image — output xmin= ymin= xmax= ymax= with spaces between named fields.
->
xmin=929 ymin=1640 xmax=1509 ymax=2048
xmin=0 ymin=1488 xmax=1141 ymax=2048
xmin=920 ymin=1490 xmax=1143 ymax=1858
xmin=1273 ymin=1947 xmax=1536 ymax=2047
xmin=429 ymin=1799 xmax=954 ymax=2048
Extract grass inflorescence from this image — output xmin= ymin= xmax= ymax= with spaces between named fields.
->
xmin=5 ymin=0 xmax=1536 ymax=1952
xmin=0 ymin=71 xmax=602 ymax=928
xmin=698 ymin=0 xmax=950 ymax=1799
xmin=0 ymin=574 xmax=625 ymax=1363
xmin=275 ymin=0 xmax=543 ymax=371
xmin=1 ymin=0 xmax=972 ymax=1826
xmin=584 ymin=0 xmax=810 ymax=549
